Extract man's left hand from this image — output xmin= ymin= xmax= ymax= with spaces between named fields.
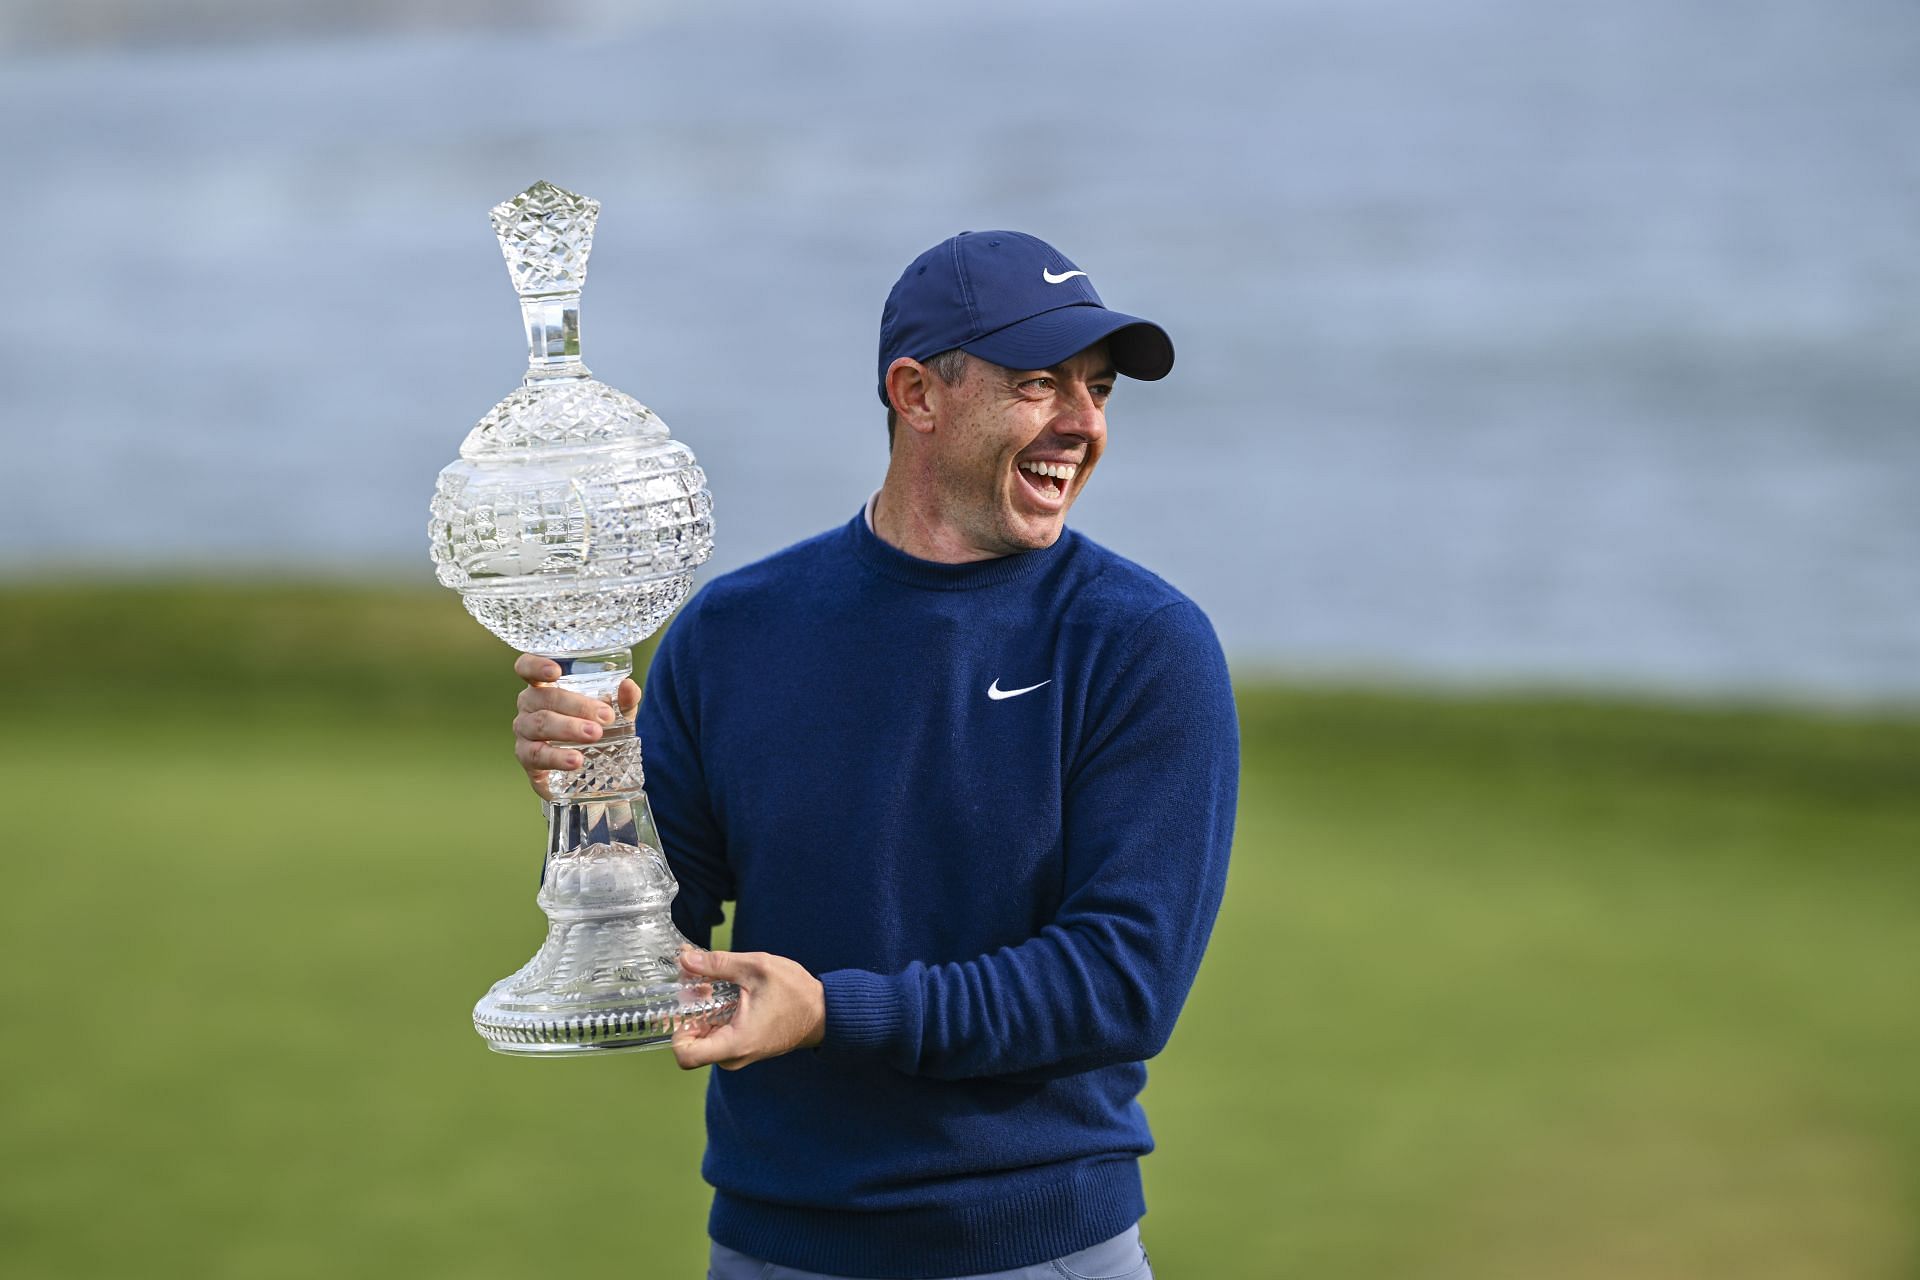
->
xmin=673 ymin=948 xmax=826 ymax=1071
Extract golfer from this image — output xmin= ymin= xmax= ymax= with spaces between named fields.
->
xmin=511 ymin=231 xmax=1238 ymax=1280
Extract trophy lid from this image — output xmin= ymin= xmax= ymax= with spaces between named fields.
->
xmin=458 ymin=381 xmax=675 ymax=458
xmin=459 ymin=179 xmax=673 ymax=456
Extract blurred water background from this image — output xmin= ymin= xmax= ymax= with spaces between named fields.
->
xmin=4 ymin=0 xmax=1916 ymax=702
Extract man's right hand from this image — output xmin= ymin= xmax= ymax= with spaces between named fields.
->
xmin=511 ymin=653 xmax=642 ymax=801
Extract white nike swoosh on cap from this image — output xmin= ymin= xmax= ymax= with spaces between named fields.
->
xmin=1041 ymin=268 xmax=1088 ymax=285
xmin=987 ymin=678 xmax=1052 ymax=701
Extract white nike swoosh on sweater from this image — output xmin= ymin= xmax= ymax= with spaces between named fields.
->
xmin=987 ymin=678 xmax=1052 ymax=701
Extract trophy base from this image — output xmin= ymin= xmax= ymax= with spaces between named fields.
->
xmin=473 ymin=979 xmax=739 ymax=1057
xmin=486 ymin=1036 xmax=670 ymax=1058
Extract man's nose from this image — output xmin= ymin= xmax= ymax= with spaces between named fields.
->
xmin=1054 ymin=386 xmax=1106 ymax=439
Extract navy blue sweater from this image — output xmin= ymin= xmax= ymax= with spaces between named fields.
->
xmin=636 ymin=511 xmax=1238 ymax=1278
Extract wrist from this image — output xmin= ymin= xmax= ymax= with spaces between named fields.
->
xmin=801 ymin=974 xmax=826 ymax=1049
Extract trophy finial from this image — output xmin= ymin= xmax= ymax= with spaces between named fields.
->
xmin=490 ymin=180 xmax=600 ymax=298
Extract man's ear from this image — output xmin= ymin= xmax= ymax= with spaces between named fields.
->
xmin=886 ymin=358 xmax=940 ymax=435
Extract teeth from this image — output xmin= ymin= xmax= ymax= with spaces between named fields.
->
xmin=1018 ymin=460 xmax=1078 ymax=482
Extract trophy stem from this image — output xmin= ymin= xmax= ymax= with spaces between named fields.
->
xmin=520 ymin=293 xmax=590 ymax=384
xmin=545 ymin=796 xmax=656 ymax=869
xmin=543 ymin=650 xmax=643 ymax=807
xmin=469 ymin=647 xmax=740 ymax=1056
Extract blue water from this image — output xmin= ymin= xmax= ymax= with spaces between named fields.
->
xmin=4 ymin=0 xmax=1917 ymax=701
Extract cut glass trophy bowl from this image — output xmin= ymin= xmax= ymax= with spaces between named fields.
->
xmin=428 ymin=180 xmax=737 ymax=1055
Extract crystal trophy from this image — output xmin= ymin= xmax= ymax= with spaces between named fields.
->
xmin=428 ymin=180 xmax=737 ymax=1055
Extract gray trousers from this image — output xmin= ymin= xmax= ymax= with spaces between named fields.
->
xmin=707 ymin=1223 xmax=1151 ymax=1280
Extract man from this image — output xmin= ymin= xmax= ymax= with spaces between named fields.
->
xmin=511 ymin=231 xmax=1238 ymax=1280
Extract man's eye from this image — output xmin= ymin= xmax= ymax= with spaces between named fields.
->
xmin=1092 ymin=385 xmax=1114 ymax=400
xmin=1021 ymin=378 xmax=1054 ymax=393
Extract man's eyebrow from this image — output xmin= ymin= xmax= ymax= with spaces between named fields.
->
xmin=1040 ymin=364 xmax=1119 ymax=382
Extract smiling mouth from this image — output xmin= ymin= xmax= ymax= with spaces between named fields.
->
xmin=1016 ymin=458 xmax=1078 ymax=501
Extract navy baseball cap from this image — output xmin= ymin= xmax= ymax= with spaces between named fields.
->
xmin=877 ymin=231 xmax=1174 ymax=407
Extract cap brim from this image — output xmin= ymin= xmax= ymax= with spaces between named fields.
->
xmin=961 ymin=306 xmax=1174 ymax=382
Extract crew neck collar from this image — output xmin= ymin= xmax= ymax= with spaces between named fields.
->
xmin=846 ymin=504 xmax=1071 ymax=591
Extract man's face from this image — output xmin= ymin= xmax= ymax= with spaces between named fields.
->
xmin=926 ymin=342 xmax=1114 ymax=557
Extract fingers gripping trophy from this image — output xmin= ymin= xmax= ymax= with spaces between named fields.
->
xmin=428 ymin=180 xmax=738 ymax=1054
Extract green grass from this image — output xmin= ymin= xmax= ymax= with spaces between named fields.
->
xmin=2 ymin=584 xmax=1916 ymax=1278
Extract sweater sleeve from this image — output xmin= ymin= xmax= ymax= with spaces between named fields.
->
xmin=635 ymin=598 xmax=734 ymax=949
xmin=816 ymin=599 xmax=1238 ymax=1079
